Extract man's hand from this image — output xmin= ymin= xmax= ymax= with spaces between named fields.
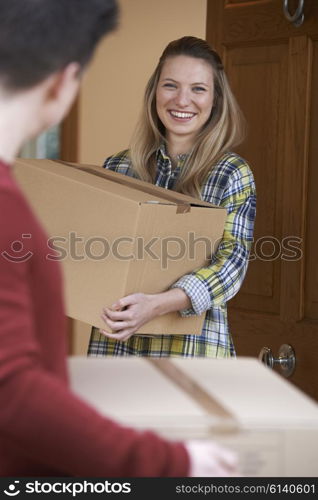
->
xmin=184 ymin=440 xmax=239 ymax=477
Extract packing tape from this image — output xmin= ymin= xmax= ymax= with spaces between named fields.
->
xmin=148 ymin=358 xmax=239 ymax=433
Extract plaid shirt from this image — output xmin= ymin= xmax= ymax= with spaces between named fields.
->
xmin=88 ymin=145 xmax=256 ymax=358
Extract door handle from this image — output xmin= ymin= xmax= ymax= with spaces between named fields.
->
xmin=283 ymin=0 xmax=305 ymax=27
xmin=259 ymin=344 xmax=296 ymax=377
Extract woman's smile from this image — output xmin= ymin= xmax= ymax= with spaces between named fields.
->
xmin=156 ymin=55 xmax=214 ymax=150
xmin=168 ymin=109 xmax=197 ymax=121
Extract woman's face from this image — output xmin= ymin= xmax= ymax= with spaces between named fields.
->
xmin=156 ymin=55 xmax=214 ymax=150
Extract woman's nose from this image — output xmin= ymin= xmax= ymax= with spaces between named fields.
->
xmin=174 ymin=88 xmax=191 ymax=108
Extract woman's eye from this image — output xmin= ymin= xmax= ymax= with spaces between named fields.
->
xmin=163 ymin=83 xmax=176 ymax=89
xmin=193 ymin=86 xmax=206 ymax=92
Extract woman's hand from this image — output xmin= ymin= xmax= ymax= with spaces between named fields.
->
xmin=100 ymin=293 xmax=158 ymax=341
xmin=100 ymin=288 xmax=191 ymax=341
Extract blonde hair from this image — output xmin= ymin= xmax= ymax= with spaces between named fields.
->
xmin=129 ymin=36 xmax=245 ymax=198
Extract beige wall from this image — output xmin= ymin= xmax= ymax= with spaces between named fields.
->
xmin=78 ymin=0 xmax=207 ymax=165
xmin=73 ymin=0 xmax=207 ymax=355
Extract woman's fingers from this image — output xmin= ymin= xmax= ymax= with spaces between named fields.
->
xmin=100 ymin=293 xmax=155 ymax=339
xmin=101 ymin=313 xmax=131 ymax=332
xmin=102 ymin=307 xmax=129 ymax=321
xmin=111 ymin=293 xmax=141 ymax=311
xmin=99 ymin=328 xmax=134 ymax=341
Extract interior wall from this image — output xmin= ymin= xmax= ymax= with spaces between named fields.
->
xmin=73 ymin=0 xmax=207 ymax=356
xmin=78 ymin=0 xmax=207 ymax=165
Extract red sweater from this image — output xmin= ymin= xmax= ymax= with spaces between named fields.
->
xmin=0 ymin=160 xmax=189 ymax=477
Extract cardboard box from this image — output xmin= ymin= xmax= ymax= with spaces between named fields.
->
xmin=14 ymin=159 xmax=226 ymax=335
xmin=69 ymin=356 xmax=318 ymax=477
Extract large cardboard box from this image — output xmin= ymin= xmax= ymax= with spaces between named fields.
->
xmin=69 ymin=357 xmax=318 ymax=477
xmin=14 ymin=159 xmax=226 ymax=335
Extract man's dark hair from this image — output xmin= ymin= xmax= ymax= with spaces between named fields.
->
xmin=0 ymin=0 xmax=118 ymax=91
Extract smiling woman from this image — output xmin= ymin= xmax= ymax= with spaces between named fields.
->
xmin=88 ymin=36 xmax=256 ymax=359
xmin=156 ymin=55 xmax=214 ymax=159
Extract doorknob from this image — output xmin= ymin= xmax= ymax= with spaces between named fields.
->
xmin=259 ymin=344 xmax=296 ymax=378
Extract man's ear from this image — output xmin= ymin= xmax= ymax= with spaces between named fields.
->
xmin=47 ymin=63 xmax=81 ymax=99
xmin=42 ymin=62 xmax=81 ymax=128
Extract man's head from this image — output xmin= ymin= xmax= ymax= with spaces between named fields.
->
xmin=0 ymin=0 xmax=118 ymax=145
xmin=0 ymin=0 xmax=118 ymax=93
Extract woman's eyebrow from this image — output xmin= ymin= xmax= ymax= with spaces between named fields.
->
xmin=162 ymin=77 xmax=209 ymax=86
xmin=192 ymin=82 xmax=209 ymax=87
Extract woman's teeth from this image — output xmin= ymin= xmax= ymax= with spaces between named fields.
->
xmin=170 ymin=111 xmax=195 ymax=119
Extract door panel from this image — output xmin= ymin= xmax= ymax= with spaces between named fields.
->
xmin=305 ymin=40 xmax=318 ymax=319
xmin=207 ymin=0 xmax=318 ymax=400
xmin=227 ymin=44 xmax=287 ymax=315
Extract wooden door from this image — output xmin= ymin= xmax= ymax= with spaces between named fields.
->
xmin=207 ymin=0 xmax=318 ymax=400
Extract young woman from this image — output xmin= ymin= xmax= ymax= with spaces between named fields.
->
xmin=88 ymin=36 xmax=256 ymax=359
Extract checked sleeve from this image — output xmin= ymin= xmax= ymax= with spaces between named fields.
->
xmin=172 ymin=160 xmax=256 ymax=316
